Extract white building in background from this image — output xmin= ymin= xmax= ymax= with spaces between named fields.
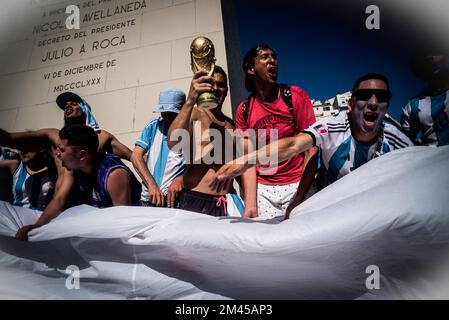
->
xmin=333 ymin=91 xmax=351 ymax=110
xmin=0 ymin=0 xmax=232 ymax=150
xmin=312 ymin=91 xmax=351 ymax=121
xmin=312 ymin=99 xmax=336 ymax=120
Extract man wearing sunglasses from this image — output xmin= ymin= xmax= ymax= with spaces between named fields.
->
xmin=210 ymin=73 xmax=413 ymax=215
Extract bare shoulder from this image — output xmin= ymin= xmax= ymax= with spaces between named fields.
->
xmin=107 ymin=167 xmax=131 ymax=191
xmin=108 ymin=167 xmax=130 ymax=181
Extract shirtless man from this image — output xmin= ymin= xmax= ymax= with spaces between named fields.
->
xmin=167 ymin=66 xmax=249 ymax=217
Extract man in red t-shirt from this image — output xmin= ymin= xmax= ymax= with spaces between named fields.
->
xmin=235 ymin=44 xmax=317 ymax=218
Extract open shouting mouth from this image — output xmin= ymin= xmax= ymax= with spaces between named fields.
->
xmin=64 ymin=107 xmax=74 ymax=116
xmin=363 ymin=112 xmax=379 ymax=127
xmin=268 ymin=66 xmax=277 ymax=78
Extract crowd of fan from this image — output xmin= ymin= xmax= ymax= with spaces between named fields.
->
xmin=1 ymin=44 xmax=448 ymax=241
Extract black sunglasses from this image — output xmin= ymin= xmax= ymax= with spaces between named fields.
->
xmin=352 ymin=89 xmax=392 ymax=103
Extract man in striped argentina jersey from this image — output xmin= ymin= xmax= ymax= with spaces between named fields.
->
xmin=0 ymin=147 xmax=10 ymax=160
xmin=0 ymin=148 xmax=19 ymax=202
xmin=210 ymin=73 xmax=413 ymax=203
xmin=0 ymin=148 xmax=55 ymax=211
xmin=131 ymin=88 xmax=186 ymax=208
xmin=401 ymin=54 xmax=449 ymax=146
xmin=0 ymin=147 xmax=19 ymax=160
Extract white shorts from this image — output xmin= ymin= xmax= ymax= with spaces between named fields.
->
xmin=257 ymin=182 xmax=299 ymax=218
xmin=226 ymin=193 xmax=245 ymax=217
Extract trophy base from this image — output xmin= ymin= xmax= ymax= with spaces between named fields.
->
xmin=196 ymin=93 xmax=218 ymax=110
xmin=196 ymin=101 xmax=218 ymax=110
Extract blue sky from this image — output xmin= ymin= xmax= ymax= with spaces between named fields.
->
xmin=234 ymin=0 xmax=436 ymax=119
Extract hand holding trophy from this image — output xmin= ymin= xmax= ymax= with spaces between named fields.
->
xmin=190 ymin=36 xmax=218 ymax=109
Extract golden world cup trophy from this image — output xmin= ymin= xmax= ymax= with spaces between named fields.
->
xmin=190 ymin=36 xmax=218 ymax=109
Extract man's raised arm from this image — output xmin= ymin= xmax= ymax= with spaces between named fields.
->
xmin=167 ymin=70 xmax=213 ymax=150
xmin=0 ymin=128 xmax=58 ymax=152
xmin=110 ymin=134 xmax=132 ymax=161
xmin=99 ymin=130 xmax=132 ymax=161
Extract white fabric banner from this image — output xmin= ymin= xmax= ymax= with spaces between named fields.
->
xmin=1 ymin=146 xmax=449 ymax=299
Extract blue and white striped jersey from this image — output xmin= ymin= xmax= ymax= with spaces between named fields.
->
xmin=0 ymin=148 xmax=7 ymax=160
xmin=135 ymin=118 xmax=185 ymax=201
xmin=12 ymin=161 xmax=53 ymax=211
xmin=0 ymin=148 xmax=15 ymax=160
xmin=401 ymin=89 xmax=449 ymax=146
xmin=305 ymin=111 xmax=413 ymax=183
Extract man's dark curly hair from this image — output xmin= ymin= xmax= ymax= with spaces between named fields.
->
xmin=59 ymin=125 xmax=99 ymax=154
xmin=242 ymin=43 xmax=276 ymax=93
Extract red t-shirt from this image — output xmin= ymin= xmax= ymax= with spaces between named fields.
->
xmin=236 ymin=85 xmax=316 ymax=185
